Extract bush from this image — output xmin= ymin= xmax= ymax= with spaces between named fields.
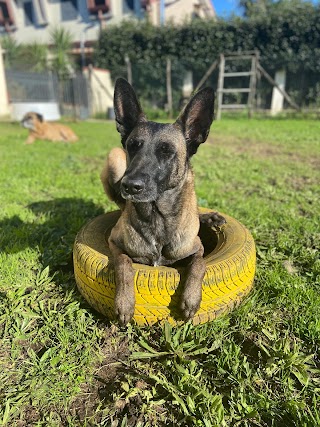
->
xmin=94 ymin=2 xmax=320 ymax=109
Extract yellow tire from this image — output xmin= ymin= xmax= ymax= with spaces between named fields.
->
xmin=73 ymin=208 xmax=256 ymax=326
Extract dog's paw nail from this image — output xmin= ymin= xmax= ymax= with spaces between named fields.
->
xmin=200 ymin=212 xmax=226 ymax=229
xmin=114 ymin=291 xmax=135 ymax=325
xmin=182 ymin=308 xmax=197 ymax=321
xmin=115 ymin=304 xmax=135 ymax=325
xmin=183 ymin=310 xmax=193 ymax=321
xmin=218 ymin=218 xmax=227 ymax=226
xmin=116 ymin=311 xmax=133 ymax=326
xmin=180 ymin=299 xmax=200 ymax=321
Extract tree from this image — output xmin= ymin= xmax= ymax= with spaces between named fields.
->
xmin=238 ymin=0 xmax=315 ymax=18
xmin=19 ymin=42 xmax=48 ymax=72
xmin=239 ymin=0 xmax=269 ymax=17
xmin=49 ymin=27 xmax=74 ymax=78
xmin=1 ymin=36 xmax=21 ymax=68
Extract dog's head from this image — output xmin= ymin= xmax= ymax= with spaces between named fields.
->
xmin=114 ymin=78 xmax=215 ymax=203
xmin=21 ymin=112 xmax=44 ymax=130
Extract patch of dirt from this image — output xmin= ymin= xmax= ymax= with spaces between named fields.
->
xmin=208 ymin=135 xmax=281 ymax=158
xmin=286 ymin=152 xmax=320 ymax=170
xmin=283 ymin=260 xmax=298 ymax=275
xmin=208 ymin=135 xmax=320 ymax=168
xmin=289 ymin=175 xmax=317 ymax=191
xmin=67 ymin=324 xmax=130 ymax=425
xmin=15 ymin=407 xmax=41 ymax=427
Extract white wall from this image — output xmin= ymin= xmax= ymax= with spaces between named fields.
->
xmin=165 ymin=0 xmax=215 ymax=24
xmin=84 ymin=66 xmax=114 ymax=115
xmin=271 ymin=69 xmax=286 ymax=116
xmin=6 ymin=0 xmax=135 ymax=45
xmin=0 ymin=42 xmax=10 ymax=117
xmin=3 ymin=0 xmax=216 ymax=44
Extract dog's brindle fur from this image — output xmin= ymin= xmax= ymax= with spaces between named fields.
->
xmin=101 ymin=78 xmax=225 ymax=324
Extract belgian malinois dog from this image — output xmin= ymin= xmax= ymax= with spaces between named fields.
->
xmin=101 ymin=78 xmax=225 ymax=324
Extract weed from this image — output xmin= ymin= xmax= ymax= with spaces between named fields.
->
xmin=0 ymin=119 xmax=319 ymax=426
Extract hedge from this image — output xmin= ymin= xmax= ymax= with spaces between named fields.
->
xmin=94 ymin=2 xmax=320 ymax=109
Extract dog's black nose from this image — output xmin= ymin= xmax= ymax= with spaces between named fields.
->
xmin=121 ymin=177 xmax=145 ymax=195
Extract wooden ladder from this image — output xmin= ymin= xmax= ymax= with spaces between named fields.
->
xmin=216 ymin=51 xmax=259 ymax=120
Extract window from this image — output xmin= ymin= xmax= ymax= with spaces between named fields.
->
xmin=123 ymin=0 xmax=134 ymax=13
xmin=60 ymin=0 xmax=78 ymax=21
xmin=34 ymin=0 xmax=48 ymax=25
xmin=21 ymin=0 xmax=48 ymax=27
xmin=87 ymin=0 xmax=110 ymax=14
xmin=141 ymin=0 xmax=149 ymax=9
xmin=23 ymin=1 xmax=35 ymax=26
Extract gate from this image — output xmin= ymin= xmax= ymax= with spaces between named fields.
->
xmin=5 ymin=69 xmax=57 ymax=103
xmin=5 ymin=69 xmax=90 ymax=120
xmin=58 ymin=74 xmax=90 ymax=120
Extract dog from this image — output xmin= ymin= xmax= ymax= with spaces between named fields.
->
xmin=21 ymin=112 xmax=78 ymax=144
xmin=101 ymin=78 xmax=225 ymax=324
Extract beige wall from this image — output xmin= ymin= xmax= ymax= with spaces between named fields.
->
xmin=147 ymin=0 xmax=216 ymax=25
xmin=6 ymin=0 xmax=135 ymax=45
xmin=165 ymin=0 xmax=215 ymax=24
xmin=271 ymin=69 xmax=286 ymax=116
xmin=84 ymin=67 xmax=114 ymax=115
xmin=0 ymin=42 xmax=10 ymax=117
xmin=4 ymin=0 xmax=216 ymax=45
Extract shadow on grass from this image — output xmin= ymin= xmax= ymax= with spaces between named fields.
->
xmin=0 ymin=197 xmax=105 ymax=283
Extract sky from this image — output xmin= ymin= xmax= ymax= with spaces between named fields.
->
xmin=212 ymin=0 xmax=242 ymax=17
xmin=211 ymin=0 xmax=319 ymax=18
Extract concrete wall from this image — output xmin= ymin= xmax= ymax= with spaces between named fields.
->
xmin=0 ymin=43 xmax=10 ymax=117
xmin=4 ymin=0 xmax=135 ymax=44
xmin=164 ymin=0 xmax=216 ymax=25
xmin=3 ymin=0 xmax=216 ymax=45
xmin=271 ymin=69 xmax=286 ymax=116
xmin=84 ymin=66 xmax=114 ymax=116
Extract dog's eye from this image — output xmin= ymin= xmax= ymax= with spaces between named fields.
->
xmin=127 ymin=139 xmax=143 ymax=152
xmin=157 ymin=142 xmax=174 ymax=156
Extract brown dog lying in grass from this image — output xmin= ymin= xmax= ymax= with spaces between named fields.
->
xmin=21 ymin=112 xmax=78 ymax=144
xmin=101 ymin=78 xmax=226 ymax=324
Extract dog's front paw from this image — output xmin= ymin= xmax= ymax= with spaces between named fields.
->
xmin=114 ymin=292 xmax=135 ymax=325
xmin=200 ymin=211 xmax=226 ymax=230
xmin=180 ymin=287 xmax=202 ymax=321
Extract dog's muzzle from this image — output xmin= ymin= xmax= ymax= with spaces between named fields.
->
xmin=21 ymin=119 xmax=33 ymax=130
xmin=121 ymin=176 xmax=145 ymax=197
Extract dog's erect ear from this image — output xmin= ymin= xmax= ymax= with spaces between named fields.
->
xmin=35 ymin=113 xmax=43 ymax=122
xmin=175 ymin=87 xmax=215 ymax=157
xmin=114 ymin=78 xmax=146 ymax=144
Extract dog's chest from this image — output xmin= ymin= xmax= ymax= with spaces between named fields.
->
xmin=141 ymin=216 xmax=171 ymax=264
xmin=126 ymin=213 xmax=179 ymax=266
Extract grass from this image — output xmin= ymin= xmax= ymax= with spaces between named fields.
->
xmin=0 ymin=117 xmax=319 ymax=426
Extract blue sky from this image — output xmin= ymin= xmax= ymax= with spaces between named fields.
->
xmin=211 ymin=0 xmax=319 ymax=18
xmin=212 ymin=0 xmax=241 ymax=17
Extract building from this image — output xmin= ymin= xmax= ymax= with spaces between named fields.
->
xmin=0 ymin=0 xmax=216 ymax=46
xmin=0 ymin=1 xmax=131 ymax=45
xmin=153 ymin=0 xmax=216 ymax=26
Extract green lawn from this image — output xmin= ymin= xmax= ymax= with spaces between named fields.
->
xmin=0 ymin=118 xmax=319 ymax=426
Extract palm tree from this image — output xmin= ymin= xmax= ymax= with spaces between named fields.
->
xmin=1 ymin=36 xmax=21 ymax=69
xmin=19 ymin=42 xmax=48 ymax=72
xmin=49 ymin=27 xmax=74 ymax=79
